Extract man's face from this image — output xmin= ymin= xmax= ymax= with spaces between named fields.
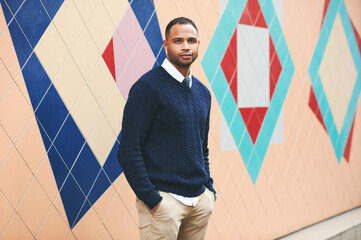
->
xmin=163 ymin=23 xmax=200 ymax=71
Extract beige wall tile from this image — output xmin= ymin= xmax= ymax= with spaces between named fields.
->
xmin=35 ymin=156 xmax=59 ymax=203
xmin=52 ymin=55 xmax=85 ymax=110
xmin=87 ymin=112 xmax=116 ymax=166
xmin=87 ymin=1 xmax=115 ymax=52
xmin=87 ymin=59 xmax=115 ymax=109
xmin=71 ymin=85 xmax=101 ymax=139
xmin=204 ymin=220 xmax=221 ymax=240
xmin=284 ymin=0 xmax=324 ymax=75
xmin=101 ymin=0 xmax=128 ymax=27
xmin=94 ymin=224 xmax=112 ymax=240
xmin=16 ymin=115 xmax=47 ymax=173
xmin=209 ymin=195 xmax=230 ymax=237
xmin=16 ymin=179 xmax=52 ymax=236
xmin=71 ymin=27 xmax=100 ymax=80
xmin=102 ymin=193 xmax=132 ymax=239
xmin=0 ymin=84 xmax=33 ymax=143
xmin=0 ymin=59 xmax=13 ymax=102
xmin=0 ymin=126 xmax=13 ymax=169
xmin=198 ymin=0 xmax=219 ymax=42
xmin=228 ymin=194 xmax=248 ymax=235
xmin=53 ymin=0 xmax=85 ymax=50
xmin=345 ymin=0 xmax=361 ymax=34
xmin=1 ymin=213 xmax=33 ymax=239
xmin=53 ymin=195 xmax=69 ymax=226
xmin=247 ymin=193 xmax=274 ymax=239
xmin=0 ymin=28 xmax=22 ymax=81
xmin=154 ymin=0 xmax=179 ymax=36
xmin=66 ymin=233 xmax=77 ymax=240
xmin=35 ymin=205 xmax=69 ymax=240
xmin=177 ymin=0 xmax=200 ymax=23
xmin=239 ymin=211 xmax=262 ymax=239
xmin=66 ymin=232 xmax=77 ymax=240
xmin=0 ymin=4 xmax=6 ymax=36
xmin=72 ymin=206 xmax=102 ymax=239
xmin=0 ymin=29 xmax=30 ymax=105
xmin=13 ymin=72 xmax=32 ymax=106
xmin=35 ymin=23 xmax=69 ymax=80
xmin=102 ymin=86 xmax=125 ymax=136
xmin=112 ymin=172 xmax=126 ymax=193
xmin=92 ymin=184 xmax=117 ymax=221
xmin=0 ymin=149 xmax=33 ymax=209
xmin=73 ymin=0 xmax=100 ymax=23
xmin=221 ymin=218 xmax=241 ymax=239
xmin=0 ymin=192 xmax=14 ymax=235
xmin=116 ymin=175 xmax=137 ymax=220
xmin=120 ymin=219 xmax=139 ymax=240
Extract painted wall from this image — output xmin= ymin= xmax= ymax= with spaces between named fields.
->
xmin=0 ymin=0 xmax=360 ymax=239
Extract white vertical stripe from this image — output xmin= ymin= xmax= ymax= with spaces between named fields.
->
xmin=270 ymin=0 xmax=283 ymax=144
xmin=237 ymin=24 xmax=269 ymax=108
xmin=219 ymin=0 xmax=229 ymax=17
xmin=220 ymin=113 xmax=237 ymax=151
xmin=272 ymin=0 xmax=283 ymax=24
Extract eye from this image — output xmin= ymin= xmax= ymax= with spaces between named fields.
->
xmin=175 ymin=39 xmax=182 ymax=43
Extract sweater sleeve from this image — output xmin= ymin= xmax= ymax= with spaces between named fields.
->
xmin=117 ymin=81 xmax=162 ymax=209
xmin=203 ymin=101 xmax=216 ymax=194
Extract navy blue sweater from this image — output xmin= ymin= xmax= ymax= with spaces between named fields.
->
xmin=117 ymin=66 xmax=215 ymax=209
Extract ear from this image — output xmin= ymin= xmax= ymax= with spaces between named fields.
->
xmin=163 ymin=39 xmax=167 ymax=51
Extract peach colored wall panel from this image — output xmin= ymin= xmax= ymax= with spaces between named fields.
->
xmin=0 ymin=0 xmax=361 ymax=239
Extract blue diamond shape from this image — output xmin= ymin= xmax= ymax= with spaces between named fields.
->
xmin=308 ymin=0 xmax=361 ymax=162
xmin=202 ymin=0 xmax=294 ymax=184
xmin=1 ymin=0 xmax=166 ymax=229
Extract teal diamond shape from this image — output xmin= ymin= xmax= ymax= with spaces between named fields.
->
xmin=202 ymin=0 xmax=294 ymax=184
xmin=308 ymin=0 xmax=361 ymax=162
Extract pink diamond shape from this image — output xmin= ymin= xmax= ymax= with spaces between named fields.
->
xmin=102 ymin=7 xmax=155 ymax=101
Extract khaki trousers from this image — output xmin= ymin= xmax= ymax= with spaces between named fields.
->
xmin=136 ymin=189 xmax=215 ymax=240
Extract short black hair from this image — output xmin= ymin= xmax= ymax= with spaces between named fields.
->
xmin=165 ymin=17 xmax=198 ymax=39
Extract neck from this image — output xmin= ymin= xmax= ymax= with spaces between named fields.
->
xmin=177 ymin=67 xmax=190 ymax=77
xmin=168 ymin=58 xmax=191 ymax=77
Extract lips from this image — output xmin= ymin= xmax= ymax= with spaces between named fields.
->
xmin=180 ymin=53 xmax=192 ymax=59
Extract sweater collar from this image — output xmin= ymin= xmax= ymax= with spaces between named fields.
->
xmin=161 ymin=58 xmax=192 ymax=87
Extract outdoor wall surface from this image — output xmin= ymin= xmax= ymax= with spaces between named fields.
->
xmin=0 ymin=0 xmax=360 ymax=239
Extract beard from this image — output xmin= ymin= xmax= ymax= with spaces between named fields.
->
xmin=168 ymin=52 xmax=198 ymax=69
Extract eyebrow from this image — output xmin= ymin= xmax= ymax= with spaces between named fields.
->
xmin=171 ymin=37 xmax=198 ymax=41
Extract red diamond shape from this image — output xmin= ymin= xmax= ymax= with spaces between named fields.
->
xmin=102 ymin=38 xmax=116 ymax=81
xmin=220 ymin=0 xmax=283 ymax=144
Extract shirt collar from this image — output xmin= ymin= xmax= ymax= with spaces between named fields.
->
xmin=161 ymin=58 xmax=192 ymax=87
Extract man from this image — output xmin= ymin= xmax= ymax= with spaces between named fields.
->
xmin=118 ymin=17 xmax=216 ymax=240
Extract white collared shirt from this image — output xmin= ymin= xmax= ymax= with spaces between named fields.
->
xmin=161 ymin=58 xmax=198 ymax=207
xmin=161 ymin=58 xmax=192 ymax=88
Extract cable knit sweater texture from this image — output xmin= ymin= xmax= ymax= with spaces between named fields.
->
xmin=117 ymin=66 xmax=215 ymax=209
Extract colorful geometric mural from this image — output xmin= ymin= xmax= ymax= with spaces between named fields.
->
xmin=0 ymin=0 xmax=164 ymax=228
xmin=202 ymin=0 xmax=294 ymax=183
xmin=1 ymin=0 xmax=361 ymax=239
xmin=308 ymin=0 xmax=361 ymax=163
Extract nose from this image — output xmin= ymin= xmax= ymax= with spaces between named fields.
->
xmin=182 ymin=41 xmax=190 ymax=50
